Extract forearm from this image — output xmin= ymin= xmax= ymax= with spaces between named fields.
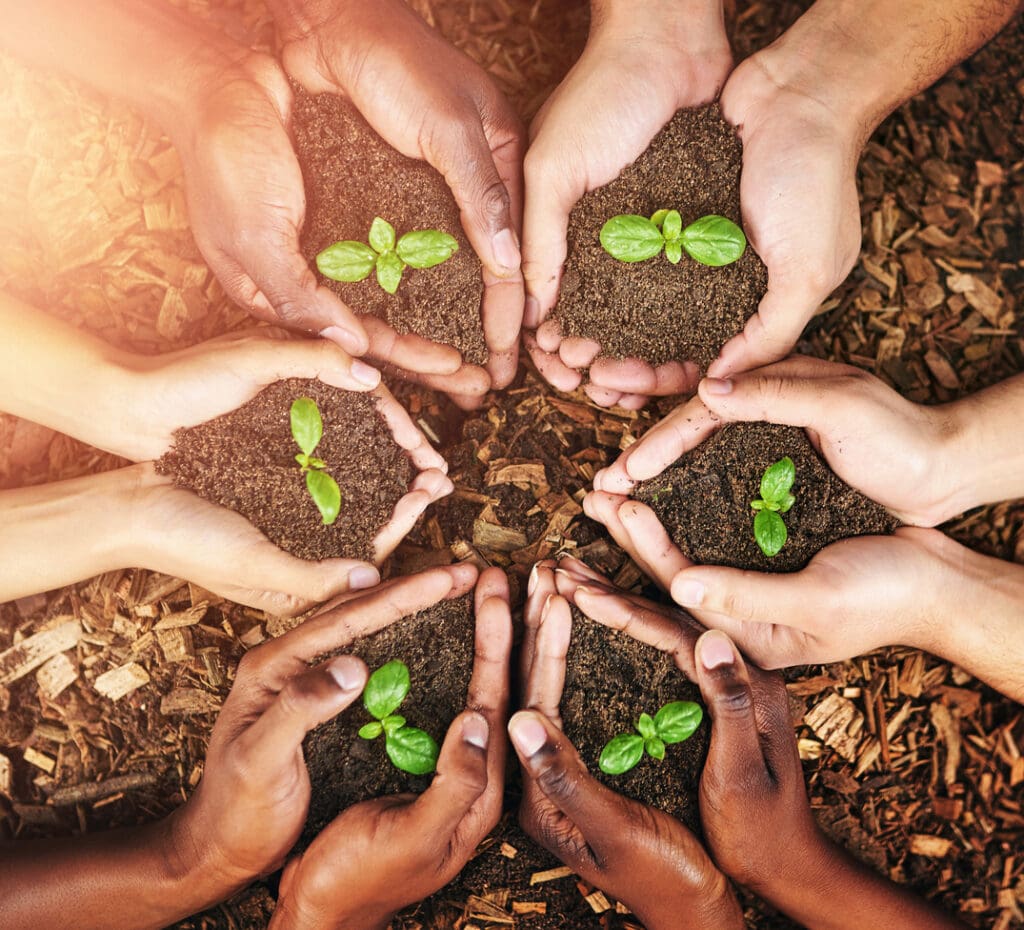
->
xmin=0 ymin=466 xmax=144 ymax=601
xmin=0 ymin=293 xmax=139 ymax=457
xmin=761 ymin=831 xmax=967 ymax=930
xmin=938 ymin=373 xmax=1024 ymax=517
xmin=0 ymin=0 xmax=244 ymax=144
xmin=0 ymin=810 xmax=246 ymax=930
xmin=759 ymin=0 xmax=1019 ymax=147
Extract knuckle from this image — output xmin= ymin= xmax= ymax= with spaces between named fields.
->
xmin=536 ymin=757 xmax=581 ymax=806
xmin=715 ymin=679 xmax=755 ymax=719
xmin=720 ymin=590 xmax=755 ymax=624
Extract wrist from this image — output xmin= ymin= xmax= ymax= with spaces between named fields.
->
xmin=638 ymin=871 xmax=742 ymax=930
xmin=271 ymin=856 xmax=393 ymax=930
xmin=589 ymin=0 xmax=728 ymax=58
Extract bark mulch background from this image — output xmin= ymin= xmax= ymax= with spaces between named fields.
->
xmin=0 ymin=1 xmax=1022 ymax=929
xmin=553 ymin=103 xmax=769 ymax=371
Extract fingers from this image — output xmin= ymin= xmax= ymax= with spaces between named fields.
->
xmin=524 ymin=333 xmax=583 ymax=393
xmin=370 ymin=384 xmax=448 ymax=473
xmin=255 ymin=336 xmax=382 ymax=392
xmin=670 ymin=563 xmax=808 ymax=627
xmin=523 ymin=594 xmax=573 ymax=722
xmin=696 ymin=366 xmax=833 ymax=433
xmin=371 ymin=469 xmax=453 ymax=562
xmin=583 ymin=383 xmax=625 ymax=408
xmin=588 ymin=358 xmax=695 ymax=398
xmin=234 ymin=655 xmax=368 ymax=770
xmin=523 ymin=561 xmax=559 ymax=683
xmin=693 ymin=630 xmax=767 ymax=781
xmin=572 ymin=584 xmax=701 ymax=681
xmin=361 ymin=316 xmax=463 ymax=376
xmin=558 ymin=337 xmax=602 ymax=370
xmin=410 ymin=710 xmax=491 ymax=838
xmin=381 ymin=360 xmax=492 ymax=401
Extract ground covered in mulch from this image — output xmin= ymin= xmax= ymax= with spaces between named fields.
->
xmin=157 ymin=378 xmax=412 ymax=562
xmin=553 ymin=104 xmax=768 ymax=370
xmin=636 ymin=422 xmax=899 ymax=572
xmin=294 ymin=86 xmax=489 ymax=366
xmin=0 ymin=1 xmax=1022 ymax=930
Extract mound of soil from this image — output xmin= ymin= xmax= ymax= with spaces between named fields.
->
xmin=292 ymin=86 xmax=488 ymax=365
xmin=156 ymin=378 xmax=412 ymax=563
xmin=553 ymin=104 xmax=768 ymax=370
xmin=301 ymin=595 xmax=475 ymax=847
xmin=635 ymin=422 xmax=899 ymax=572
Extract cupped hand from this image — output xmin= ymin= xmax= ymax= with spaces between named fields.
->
xmin=522 ymin=5 xmax=731 ymax=407
xmin=274 ymin=0 xmax=525 ymax=398
xmin=709 ymin=55 xmax=863 ymax=377
xmin=510 ymin=564 xmax=744 ymax=930
xmin=270 ymin=568 xmax=512 ymax=930
xmin=168 ymin=564 xmax=478 ymax=890
xmin=173 ymin=52 xmax=369 ymax=354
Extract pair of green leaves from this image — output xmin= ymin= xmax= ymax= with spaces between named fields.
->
xmin=290 ymin=397 xmax=342 ymax=526
xmin=600 ymin=210 xmax=747 ymax=267
xmin=358 ymin=660 xmax=439 ymax=776
xmin=316 ymin=217 xmax=459 ymax=295
xmin=751 ymin=456 xmax=796 ymax=558
xmin=598 ymin=701 xmax=703 ymax=776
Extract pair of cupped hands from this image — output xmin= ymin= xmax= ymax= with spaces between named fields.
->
xmin=172 ymin=559 xmax=814 ymax=930
xmin=181 ymin=0 xmax=864 ymax=407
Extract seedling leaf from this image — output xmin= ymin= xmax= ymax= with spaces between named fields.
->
xmin=376 ymin=250 xmax=405 ymax=294
xmin=654 ymin=701 xmax=703 ymax=744
xmin=760 ymin=457 xmax=796 ymax=503
xmin=386 ymin=726 xmax=439 ymax=775
xmin=645 ymin=736 xmax=666 ymax=760
xmin=359 ymin=721 xmax=383 ymax=740
xmin=680 ymin=215 xmax=747 ymax=266
xmin=364 ymin=660 xmax=410 ymax=720
xmin=600 ymin=215 xmax=665 ymax=263
xmin=599 ymin=733 xmax=645 ymax=775
xmin=637 ymin=713 xmax=656 ymax=740
xmin=316 ymin=240 xmax=378 ymax=282
xmin=778 ymin=492 xmax=795 ymax=514
xmin=290 ymin=397 xmax=323 ymax=457
xmin=650 ymin=209 xmax=670 ymax=228
xmin=382 ymin=714 xmax=406 ymax=736
xmin=305 ymin=469 xmax=341 ymax=526
xmin=368 ymin=217 xmax=396 ymax=254
xmin=754 ymin=509 xmax=787 ymax=558
xmin=661 ymin=210 xmax=682 ymax=241
xmin=665 ymin=240 xmax=683 ymax=264
xmin=397 ymin=230 xmax=459 ymax=269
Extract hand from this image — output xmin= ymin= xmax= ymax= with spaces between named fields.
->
xmin=509 ymin=563 xmax=744 ymax=930
xmin=522 ymin=2 xmax=731 ymax=408
xmin=270 ymin=568 xmax=512 ymax=930
xmin=708 ymin=55 xmax=862 ymax=377
xmin=595 ymin=356 xmax=960 ymax=526
xmin=168 ymin=564 xmax=479 ymax=891
xmin=273 ymin=0 xmax=525 ymax=400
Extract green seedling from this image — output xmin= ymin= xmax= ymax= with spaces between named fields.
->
xmin=358 ymin=660 xmax=440 ymax=775
xmin=290 ymin=397 xmax=342 ymax=526
xmin=316 ymin=217 xmax=459 ymax=295
xmin=600 ymin=210 xmax=746 ymax=267
xmin=751 ymin=456 xmax=796 ymax=558
xmin=598 ymin=700 xmax=703 ymax=776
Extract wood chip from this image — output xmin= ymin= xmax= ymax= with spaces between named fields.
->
xmin=499 ymin=841 xmax=518 ymax=858
xmin=909 ymin=834 xmax=954 ymax=857
xmin=48 ymin=771 xmax=157 ymax=806
xmin=512 ymin=902 xmax=546 ymax=915
xmin=804 ymin=692 xmax=864 ymax=762
xmin=23 ymin=747 xmax=56 ymax=775
xmin=529 ymin=866 xmax=573 ymax=885
xmin=159 ymin=687 xmax=221 ymax=716
xmin=35 ymin=652 xmax=77 ymax=699
xmin=0 ymin=619 xmax=81 ymax=686
xmin=0 ymin=752 xmax=11 ymax=797
xmin=584 ymin=890 xmax=612 ymax=914
xmin=93 ymin=662 xmax=150 ymax=701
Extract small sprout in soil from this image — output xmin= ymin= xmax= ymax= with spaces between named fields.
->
xmin=600 ymin=210 xmax=746 ymax=267
xmin=290 ymin=397 xmax=342 ymax=526
xmin=358 ymin=659 xmax=440 ymax=776
xmin=316 ymin=217 xmax=459 ymax=295
xmin=751 ymin=456 xmax=796 ymax=558
xmin=598 ymin=700 xmax=703 ymax=776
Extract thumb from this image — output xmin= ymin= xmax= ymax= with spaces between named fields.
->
xmin=243 ymin=336 xmax=382 ymax=392
xmin=693 ymin=630 xmax=766 ymax=785
xmin=410 ymin=711 xmax=491 ymax=838
xmin=697 ymin=365 xmax=832 ymax=434
xmin=508 ymin=710 xmax=621 ymax=830
xmin=671 ymin=564 xmax=812 ymax=629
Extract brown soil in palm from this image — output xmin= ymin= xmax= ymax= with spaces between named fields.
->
xmin=292 ymin=86 xmax=488 ymax=366
xmin=301 ymin=595 xmax=475 ymax=848
xmin=553 ymin=104 xmax=768 ymax=371
xmin=156 ymin=378 xmax=411 ymax=563
xmin=635 ymin=422 xmax=899 ymax=572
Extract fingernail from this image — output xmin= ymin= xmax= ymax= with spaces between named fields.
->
xmin=462 ymin=713 xmax=489 ymax=749
xmin=698 ymin=630 xmax=735 ymax=670
xmin=525 ymin=296 xmax=540 ymax=327
xmin=674 ymin=579 xmax=705 ymax=608
xmin=540 ymin=593 xmax=555 ymax=623
xmin=492 ymin=228 xmax=520 ymax=274
xmin=327 ymin=656 xmax=365 ymax=692
xmin=348 ymin=565 xmax=381 ymax=590
xmin=575 ymin=585 xmax=601 ymax=598
xmin=703 ymin=377 xmax=733 ymax=396
xmin=509 ymin=713 xmax=548 ymax=757
xmin=350 ymin=359 xmax=381 ymax=388
xmin=321 ymin=325 xmax=365 ymax=356
xmin=527 ymin=563 xmax=540 ymax=596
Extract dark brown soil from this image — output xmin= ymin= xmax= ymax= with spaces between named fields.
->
xmin=292 ymin=86 xmax=489 ymax=365
xmin=301 ymin=595 xmax=475 ymax=847
xmin=553 ymin=104 xmax=768 ymax=370
xmin=635 ymin=422 xmax=899 ymax=572
xmin=156 ymin=378 xmax=412 ymax=562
